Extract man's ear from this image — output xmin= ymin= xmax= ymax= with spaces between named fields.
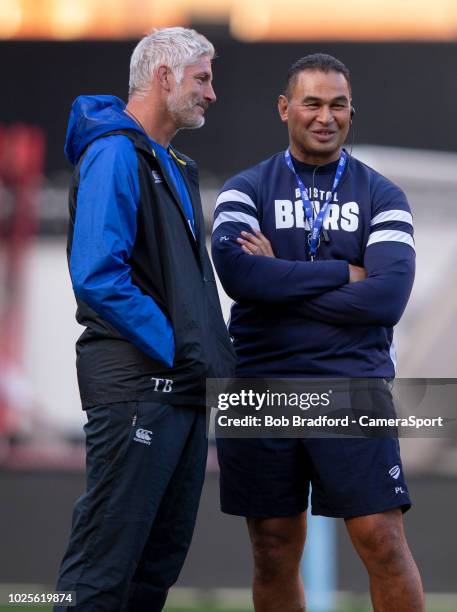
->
xmin=157 ymin=65 xmax=173 ymax=92
xmin=278 ymin=95 xmax=289 ymax=123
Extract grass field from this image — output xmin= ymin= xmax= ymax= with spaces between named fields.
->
xmin=1 ymin=589 xmax=456 ymax=611
xmin=0 ymin=604 xmax=456 ymax=612
xmin=1 ymin=600 xmax=457 ymax=612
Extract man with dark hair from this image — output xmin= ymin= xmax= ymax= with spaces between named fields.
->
xmin=285 ymin=52 xmax=351 ymax=98
xmin=55 ymin=27 xmax=234 ymax=611
xmin=212 ymin=54 xmax=423 ymax=611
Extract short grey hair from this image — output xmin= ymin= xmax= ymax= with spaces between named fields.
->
xmin=129 ymin=27 xmax=215 ymax=96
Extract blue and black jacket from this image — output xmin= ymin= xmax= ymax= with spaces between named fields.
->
xmin=66 ymin=95 xmax=235 ymax=408
xmin=211 ymin=151 xmax=415 ymax=378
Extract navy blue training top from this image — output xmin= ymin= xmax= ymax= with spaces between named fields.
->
xmin=211 ymin=150 xmax=415 ymax=378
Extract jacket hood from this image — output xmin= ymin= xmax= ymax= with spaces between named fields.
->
xmin=64 ymin=95 xmax=145 ymax=166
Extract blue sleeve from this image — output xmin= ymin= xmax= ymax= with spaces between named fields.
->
xmin=69 ymin=135 xmax=174 ymax=366
xmin=211 ymin=176 xmax=349 ymax=303
xmin=301 ymin=184 xmax=415 ymax=326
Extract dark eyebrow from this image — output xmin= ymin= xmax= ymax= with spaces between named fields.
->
xmin=301 ymin=95 xmax=349 ymax=104
xmin=331 ymin=96 xmax=350 ymax=104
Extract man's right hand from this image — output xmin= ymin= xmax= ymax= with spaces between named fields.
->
xmin=237 ymin=229 xmax=276 ymax=258
xmin=236 ymin=232 xmax=366 ymax=284
xmin=348 ymin=264 xmax=367 ymax=283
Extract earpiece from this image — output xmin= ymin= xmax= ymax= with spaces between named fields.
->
xmin=350 ymin=105 xmax=356 ymax=119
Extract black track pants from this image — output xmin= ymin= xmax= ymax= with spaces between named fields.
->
xmin=54 ymin=402 xmax=207 ymax=611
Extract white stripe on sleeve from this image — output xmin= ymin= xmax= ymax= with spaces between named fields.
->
xmin=215 ymin=189 xmax=256 ymax=210
xmin=367 ymin=230 xmax=415 ymax=250
xmin=371 ymin=210 xmax=413 ymax=227
xmin=213 ymin=211 xmax=260 ymax=232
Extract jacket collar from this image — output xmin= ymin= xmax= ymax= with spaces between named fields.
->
xmin=99 ymin=128 xmax=205 ymax=262
xmin=129 ymin=130 xmax=206 ymax=261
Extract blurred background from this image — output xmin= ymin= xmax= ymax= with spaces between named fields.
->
xmin=0 ymin=1 xmax=456 ymax=610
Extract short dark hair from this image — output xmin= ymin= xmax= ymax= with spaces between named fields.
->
xmin=284 ymin=53 xmax=351 ymax=98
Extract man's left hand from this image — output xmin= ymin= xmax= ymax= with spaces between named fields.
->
xmin=237 ymin=229 xmax=276 ymax=257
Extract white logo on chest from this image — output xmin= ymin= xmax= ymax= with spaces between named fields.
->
xmin=274 ymin=200 xmax=359 ymax=232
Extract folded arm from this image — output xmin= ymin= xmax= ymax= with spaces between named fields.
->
xmin=302 ymin=241 xmax=415 ymax=326
xmin=211 ymin=186 xmax=350 ymax=303
xmin=237 ymin=202 xmax=415 ymax=326
xmin=301 ymin=199 xmax=416 ymax=326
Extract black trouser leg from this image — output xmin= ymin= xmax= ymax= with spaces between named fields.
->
xmin=54 ymin=402 xmax=206 ymax=612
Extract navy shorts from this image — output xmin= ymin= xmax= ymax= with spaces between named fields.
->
xmin=217 ymin=436 xmax=411 ymax=519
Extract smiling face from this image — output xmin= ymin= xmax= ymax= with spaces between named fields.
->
xmin=167 ymin=54 xmax=216 ymax=130
xmin=278 ymin=69 xmax=352 ymax=165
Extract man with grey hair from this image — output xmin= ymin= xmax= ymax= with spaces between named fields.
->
xmin=54 ymin=27 xmax=234 ymax=611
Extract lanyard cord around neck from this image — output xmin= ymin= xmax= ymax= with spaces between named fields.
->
xmin=284 ymin=149 xmax=347 ymax=261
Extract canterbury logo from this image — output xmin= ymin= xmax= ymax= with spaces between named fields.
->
xmin=389 ymin=465 xmax=401 ymax=480
xmin=134 ymin=428 xmax=153 ymax=445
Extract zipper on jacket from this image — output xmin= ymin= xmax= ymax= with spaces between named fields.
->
xmin=132 ymin=404 xmax=138 ymax=427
